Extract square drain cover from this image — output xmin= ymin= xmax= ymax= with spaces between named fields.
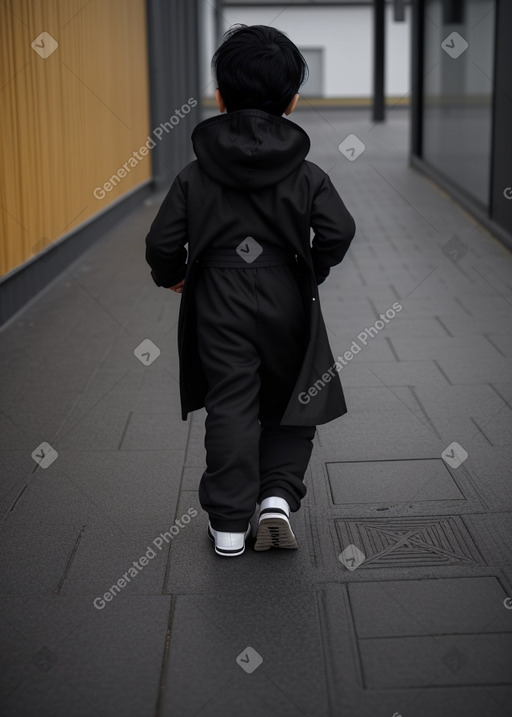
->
xmin=336 ymin=516 xmax=483 ymax=568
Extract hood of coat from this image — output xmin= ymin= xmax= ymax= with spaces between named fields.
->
xmin=191 ymin=109 xmax=311 ymax=191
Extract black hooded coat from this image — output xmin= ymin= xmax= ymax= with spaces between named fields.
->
xmin=145 ymin=109 xmax=356 ymax=426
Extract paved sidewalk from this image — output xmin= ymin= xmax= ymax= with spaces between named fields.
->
xmin=1 ymin=109 xmax=512 ymax=717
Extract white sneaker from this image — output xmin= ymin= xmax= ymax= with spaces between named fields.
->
xmin=207 ymin=523 xmax=251 ymax=557
xmin=254 ymin=497 xmax=298 ymax=551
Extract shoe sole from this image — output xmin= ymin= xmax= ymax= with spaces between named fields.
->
xmin=254 ymin=515 xmax=298 ymax=551
xmin=208 ymin=525 xmax=248 ymax=557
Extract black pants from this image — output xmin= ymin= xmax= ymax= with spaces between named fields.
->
xmin=195 ymin=259 xmax=316 ymax=532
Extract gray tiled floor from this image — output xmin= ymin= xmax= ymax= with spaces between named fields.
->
xmin=1 ymin=109 xmax=512 ymax=716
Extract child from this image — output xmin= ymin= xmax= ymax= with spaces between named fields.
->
xmin=145 ymin=24 xmax=355 ymax=557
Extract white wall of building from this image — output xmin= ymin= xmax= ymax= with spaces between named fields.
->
xmin=201 ymin=4 xmax=411 ymax=99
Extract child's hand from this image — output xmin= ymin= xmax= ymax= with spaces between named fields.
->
xmin=167 ymin=279 xmax=185 ymax=293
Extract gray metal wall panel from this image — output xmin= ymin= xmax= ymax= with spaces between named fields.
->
xmin=490 ymin=0 xmax=512 ymax=236
xmin=146 ymin=0 xmax=201 ymax=190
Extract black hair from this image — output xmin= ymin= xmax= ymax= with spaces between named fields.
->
xmin=212 ymin=24 xmax=308 ymax=116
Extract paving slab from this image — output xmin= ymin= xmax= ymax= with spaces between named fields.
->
xmin=465 ymin=512 xmax=512 ymax=568
xmin=462 ymin=446 xmax=512 ymax=511
xmin=0 ymin=595 xmax=170 ymax=716
xmin=338 ymin=385 xmax=420 ymax=414
xmin=359 ymin=633 xmax=512 ymax=688
xmin=349 ymin=576 xmax=512 ymax=636
xmin=327 ymin=458 xmax=465 ymax=504
xmin=404 ymin=382 xmax=504 ymax=419
xmin=431 ymin=354 xmax=511 ymax=385
xmin=55 ymin=449 xmax=184 ymax=529
xmin=120 ymin=411 xmax=189 ymax=450
xmin=160 ymin=591 xmax=330 ymax=717
xmin=0 ymin=468 xmax=103 ymax=596
xmin=318 ymin=409 xmax=443 ymax=459
xmin=339 ymin=359 xmax=452 ymax=388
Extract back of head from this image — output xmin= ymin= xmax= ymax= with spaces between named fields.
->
xmin=212 ymin=24 xmax=308 ymax=117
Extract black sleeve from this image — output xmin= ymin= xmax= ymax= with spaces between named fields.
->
xmin=310 ymin=172 xmax=356 ymax=285
xmin=145 ymin=175 xmax=188 ymax=288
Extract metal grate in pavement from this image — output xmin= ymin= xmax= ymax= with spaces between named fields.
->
xmin=336 ymin=516 xmax=485 ymax=568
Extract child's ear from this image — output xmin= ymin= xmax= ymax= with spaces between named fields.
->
xmin=284 ymin=93 xmax=300 ymax=116
xmin=215 ymin=89 xmax=226 ymax=113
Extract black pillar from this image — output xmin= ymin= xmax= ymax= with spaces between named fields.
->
xmin=214 ymin=0 xmax=224 ymax=48
xmin=394 ymin=0 xmax=406 ymax=22
xmin=373 ymin=0 xmax=386 ymax=122
xmin=410 ymin=0 xmax=424 ymax=160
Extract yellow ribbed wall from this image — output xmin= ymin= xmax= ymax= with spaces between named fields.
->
xmin=0 ymin=0 xmax=151 ymax=277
